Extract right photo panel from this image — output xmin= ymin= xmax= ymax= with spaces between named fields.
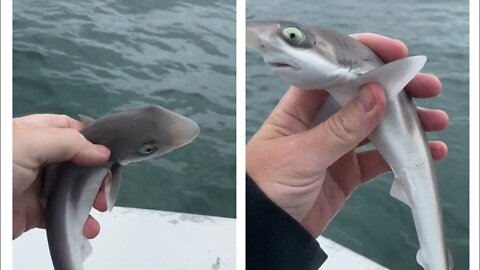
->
xmin=245 ymin=0 xmax=469 ymax=270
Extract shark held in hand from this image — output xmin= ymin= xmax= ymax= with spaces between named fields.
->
xmin=42 ymin=106 xmax=200 ymax=270
xmin=246 ymin=20 xmax=452 ymax=270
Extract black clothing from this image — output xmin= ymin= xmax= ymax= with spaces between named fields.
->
xmin=246 ymin=175 xmax=328 ymax=270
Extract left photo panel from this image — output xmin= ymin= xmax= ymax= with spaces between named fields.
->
xmin=11 ymin=0 xmax=236 ymax=269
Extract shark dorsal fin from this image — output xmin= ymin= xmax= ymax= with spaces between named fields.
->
xmin=79 ymin=114 xmax=96 ymax=126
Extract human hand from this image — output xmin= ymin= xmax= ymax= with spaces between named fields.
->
xmin=13 ymin=114 xmax=111 ymax=239
xmin=246 ymin=33 xmax=449 ymax=237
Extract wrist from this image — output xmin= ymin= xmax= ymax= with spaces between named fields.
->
xmin=248 ymin=171 xmax=320 ymax=222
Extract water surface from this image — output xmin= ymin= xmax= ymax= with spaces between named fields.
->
xmin=14 ymin=0 xmax=236 ymax=218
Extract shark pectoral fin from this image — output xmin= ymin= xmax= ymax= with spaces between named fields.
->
xmin=390 ymin=178 xmax=412 ymax=206
xmin=309 ymin=94 xmax=342 ymax=128
xmin=356 ymin=55 xmax=427 ymax=100
xmin=417 ymin=247 xmax=453 ymax=270
xmin=105 ymin=164 xmax=123 ymax=212
xmin=79 ymin=114 xmax=96 ymax=126
xmin=81 ymin=238 xmax=93 ymax=261
xmin=390 ymin=170 xmax=414 ymax=207
xmin=416 ymin=249 xmax=427 ymax=269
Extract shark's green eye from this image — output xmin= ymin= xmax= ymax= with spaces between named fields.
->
xmin=138 ymin=143 xmax=158 ymax=155
xmin=281 ymin=27 xmax=305 ymax=45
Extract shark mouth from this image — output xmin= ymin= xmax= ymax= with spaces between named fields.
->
xmin=268 ymin=62 xmax=299 ymax=71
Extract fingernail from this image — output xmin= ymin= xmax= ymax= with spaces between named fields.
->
xmin=94 ymin=144 xmax=110 ymax=156
xmin=355 ymin=85 xmax=376 ymax=112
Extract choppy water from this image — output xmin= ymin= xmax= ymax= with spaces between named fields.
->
xmin=14 ymin=0 xmax=236 ymax=218
xmin=246 ymin=0 xmax=469 ymax=269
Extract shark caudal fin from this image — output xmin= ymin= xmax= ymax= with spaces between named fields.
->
xmin=391 ymin=172 xmax=453 ymax=270
xmin=327 ymin=56 xmax=427 ymax=106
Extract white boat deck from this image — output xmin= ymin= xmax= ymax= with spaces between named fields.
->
xmin=13 ymin=207 xmax=387 ymax=269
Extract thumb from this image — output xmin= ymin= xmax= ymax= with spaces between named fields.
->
xmin=305 ymin=83 xmax=386 ymax=166
xmin=18 ymin=127 xmax=111 ymax=167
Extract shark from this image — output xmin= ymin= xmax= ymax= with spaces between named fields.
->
xmin=246 ymin=21 xmax=452 ymax=270
xmin=42 ymin=105 xmax=200 ymax=270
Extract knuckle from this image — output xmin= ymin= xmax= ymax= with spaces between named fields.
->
xmin=324 ymin=112 xmax=358 ymax=143
xmin=57 ymin=114 xmax=75 ymax=127
xmin=63 ymin=129 xmax=87 ymax=145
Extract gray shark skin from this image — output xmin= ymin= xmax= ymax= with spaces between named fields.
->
xmin=247 ymin=21 xmax=452 ymax=270
xmin=42 ymin=106 xmax=200 ymax=270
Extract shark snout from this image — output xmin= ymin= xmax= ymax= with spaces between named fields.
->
xmin=246 ymin=28 xmax=263 ymax=50
xmin=169 ymin=116 xmax=200 ymax=148
xmin=246 ymin=21 xmax=279 ymax=51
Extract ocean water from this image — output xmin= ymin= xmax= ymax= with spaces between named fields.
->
xmin=13 ymin=0 xmax=236 ymax=218
xmin=246 ymin=0 xmax=469 ymax=269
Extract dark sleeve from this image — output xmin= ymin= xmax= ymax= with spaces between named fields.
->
xmin=246 ymin=175 xmax=328 ymax=270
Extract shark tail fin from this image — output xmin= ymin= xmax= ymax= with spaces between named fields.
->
xmin=392 ymin=170 xmax=453 ymax=270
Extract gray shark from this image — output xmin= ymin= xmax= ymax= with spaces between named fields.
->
xmin=247 ymin=21 xmax=452 ymax=270
xmin=42 ymin=106 xmax=200 ymax=270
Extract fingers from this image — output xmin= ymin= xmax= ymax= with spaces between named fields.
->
xmin=84 ymin=215 xmax=100 ymax=239
xmin=351 ymin=33 xmax=408 ymax=62
xmin=21 ymin=127 xmax=110 ymax=166
xmin=406 ymin=73 xmax=442 ymax=98
xmin=357 ymin=107 xmax=449 ymax=146
xmin=40 ymin=213 xmax=101 ymax=239
xmin=93 ymin=180 xmax=108 ymax=212
xmin=358 ymin=141 xmax=448 ymax=182
xmin=417 ymin=108 xmax=449 ymax=131
xmin=352 ymin=33 xmax=443 ymax=100
xmin=14 ymin=114 xmax=85 ymax=131
xmin=38 ymin=214 xmax=101 ymax=239
xmin=303 ymin=83 xmax=386 ymax=167
xmin=79 ymin=177 xmax=108 ymax=239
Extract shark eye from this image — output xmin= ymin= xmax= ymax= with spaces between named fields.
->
xmin=281 ymin=27 xmax=305 ymax=45
xmin=138 ymin=143 xmax=158 ymax=155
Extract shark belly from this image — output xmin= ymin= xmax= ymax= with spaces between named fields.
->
xmin=46 ymin=163 xmax=110 ymax=270
xmin=367 ymin=91 xmax=450 ymax=270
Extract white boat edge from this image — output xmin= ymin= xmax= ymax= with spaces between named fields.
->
xmin=13 ymin=206 xmax=387 ymax=269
